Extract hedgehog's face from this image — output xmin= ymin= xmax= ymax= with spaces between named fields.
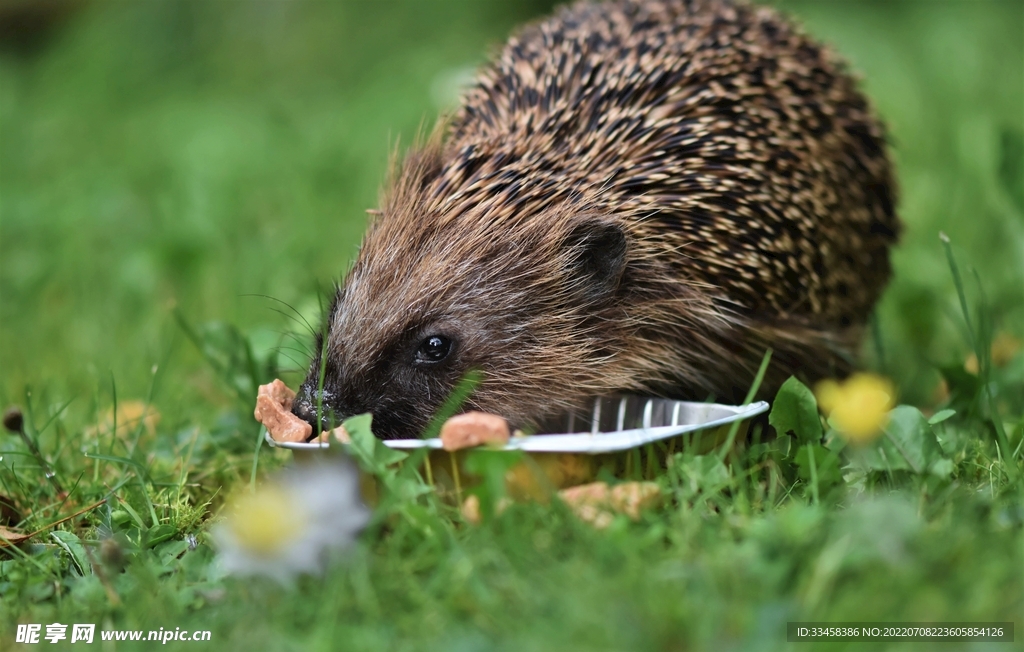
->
xmin=291 ymin=311 xmax=478 ymax=440
xmin=291 ymin=207 xmax=630 ymax=440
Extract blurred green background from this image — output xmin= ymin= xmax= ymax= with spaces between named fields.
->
xmin=1 ymin=0 xmax=1022 ymax=421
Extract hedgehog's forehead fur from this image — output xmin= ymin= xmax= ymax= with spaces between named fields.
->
xmin=326 ymin=144 xmax=661 ymax=408
xmin=299 ymin=0 xmax=899 ymax=440
xmin=331 ymin=168 xmax=599 ymax=378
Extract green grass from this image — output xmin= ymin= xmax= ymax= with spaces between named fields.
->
xmin=1 ymin=0 xmax=1022 ymax=650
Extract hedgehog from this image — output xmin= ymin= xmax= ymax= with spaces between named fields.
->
xmin=290 ymin=0 xmax=899 ymax=440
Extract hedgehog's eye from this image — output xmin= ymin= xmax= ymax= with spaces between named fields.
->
xmin=415 ymin=335 xmax=453 ymax=364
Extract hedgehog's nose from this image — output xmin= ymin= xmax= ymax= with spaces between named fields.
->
xmin=291 ymin=394 xmax=334 ymax=436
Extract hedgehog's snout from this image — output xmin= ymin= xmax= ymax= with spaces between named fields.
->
xmin=291 ymin=388 xmax=339 ymax=438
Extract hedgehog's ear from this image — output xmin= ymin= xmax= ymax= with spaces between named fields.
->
xmin=563 ymin=218 xmax=627 ymax=300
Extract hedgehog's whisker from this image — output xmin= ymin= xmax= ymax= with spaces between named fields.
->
xmin=241 ymin=294 xmax=318 ymax=339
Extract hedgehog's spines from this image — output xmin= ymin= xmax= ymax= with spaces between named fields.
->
xmin=301 ymin=0 xmax=900 ymax=439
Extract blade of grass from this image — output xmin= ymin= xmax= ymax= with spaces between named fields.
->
xmin=315 ymin=323 xmax=329 ymax=441
xmin=86 ymin=453 xmax=160 ymax=527
xmin=940 ymin=233 xmax=978 ymax=351
xmin=0 ymin=499 xmax=106 ymax=549
xmin=717 ymin=348 xmax=772 ymax=462
xmin=940 ymin=233 xmax=1017 ymax=479
xmin=250 ymin=426 xmax=266 ymax=493
xmin=8 ymin=393 xmax=67 ymax=496
xmin=130 ymin=344 xmax=173 ymax=456
xmin=30 ymin=396 xmax=76 ymax=441
xmin=173 ymin=308 xmax=248 ymax=406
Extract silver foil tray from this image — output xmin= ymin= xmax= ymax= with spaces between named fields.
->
xmin=263 ymin=396 xmax=769 ymax=455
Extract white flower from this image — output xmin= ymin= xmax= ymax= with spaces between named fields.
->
xmin=213 ymin=455 xmax=370 ymax=584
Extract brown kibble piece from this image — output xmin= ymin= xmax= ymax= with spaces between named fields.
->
xmin=331 ymin=425 xmax=352 ymax=444
xmin=573 ymin=503 xmax=615 ymax=529
xmin=504 ymin=453 xmax=597 ymax=500
xmin=559 ymin=481 xmax=611 ymax=505
xmin=460 ymin=494 xmax=512 ymax=525
xmin=261 ymin=379 xmax=296 ymax=410
xmin=310 ymin=425 xmax=352 ymax=445
xmin=440 ymin=411 xmax=510 ymax=451
xmin=461 ymin=495 xmax=482 ymax=525
xmin=255 ymin=380 xmax=312 ymax=443
xmin=558 ymin=481 xmax=661 ymax=527
xmin=609 ymin=482 xmax=661 ymax=519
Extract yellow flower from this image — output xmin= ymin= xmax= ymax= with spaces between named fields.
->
xmin=815 ymin=373 xmax=895 ymax=444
